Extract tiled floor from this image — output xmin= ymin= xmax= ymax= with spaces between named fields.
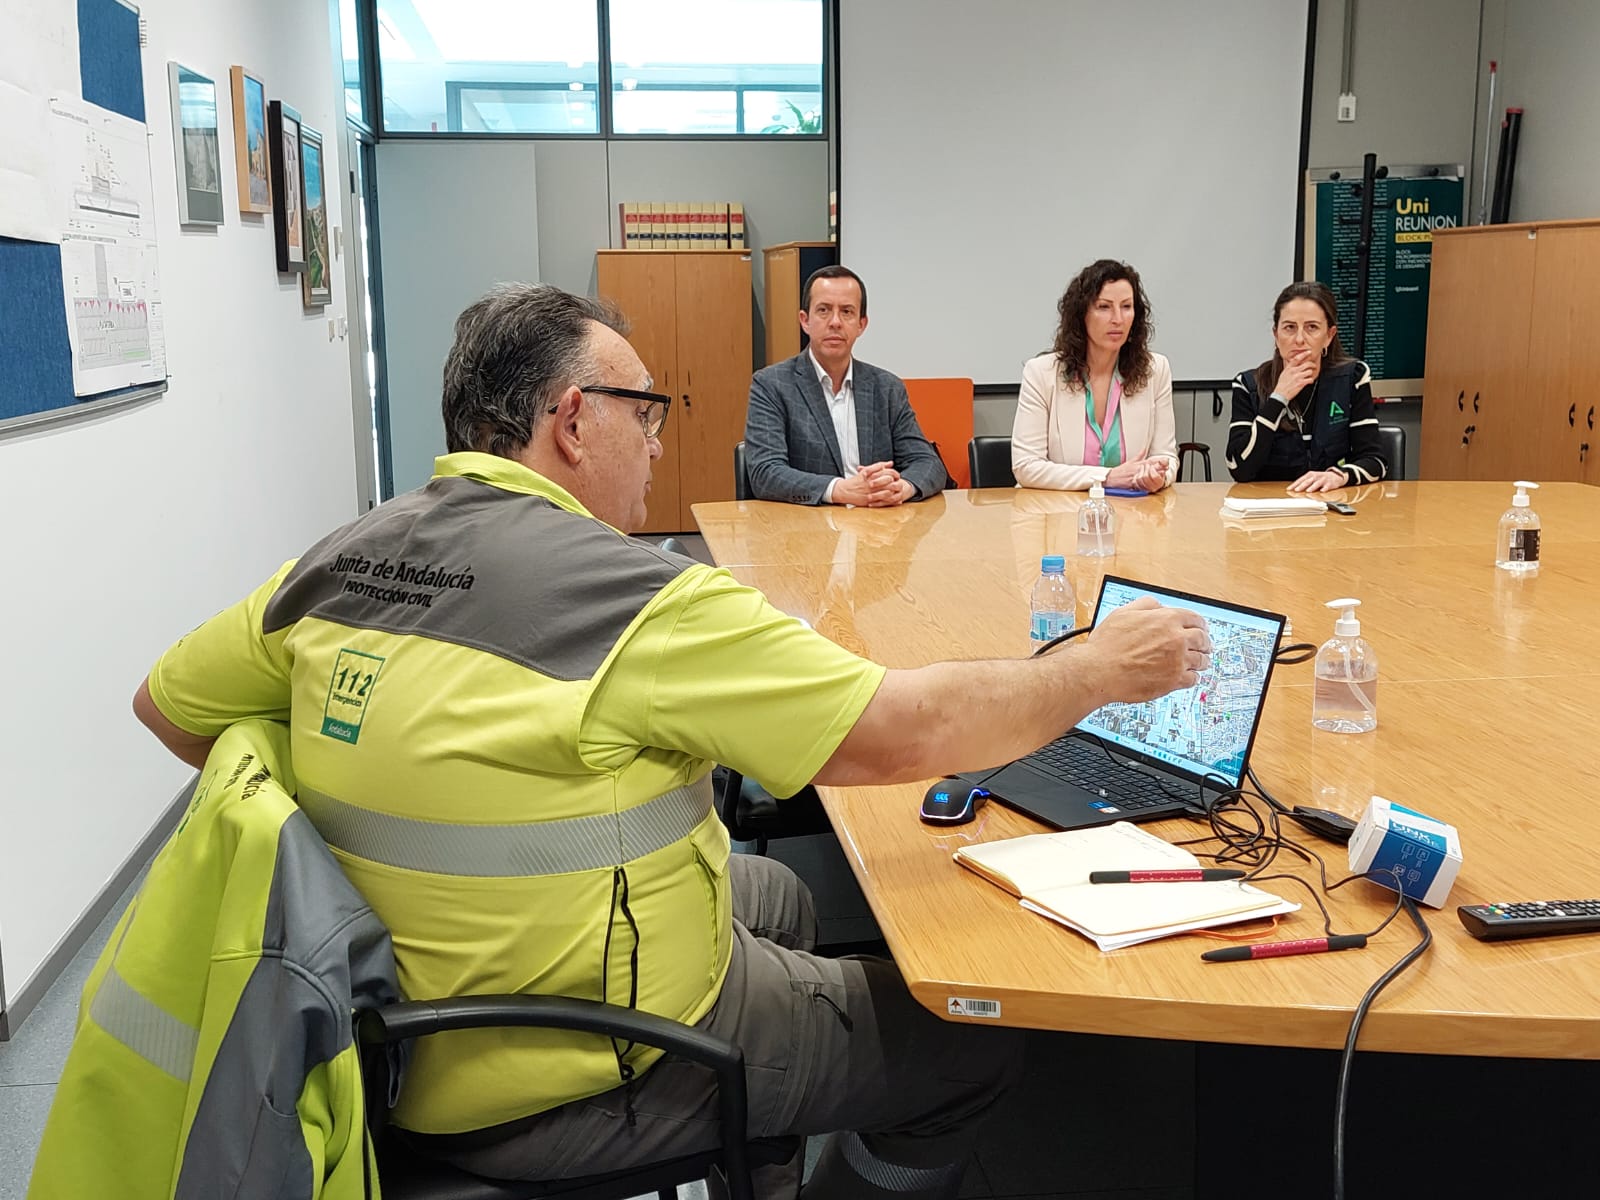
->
xmin=0 ymin=872 xmax=142 ymax=1200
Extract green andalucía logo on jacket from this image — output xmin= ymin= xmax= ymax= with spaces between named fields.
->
xmin=1328 ymin=399 xmax=1348 ymax=425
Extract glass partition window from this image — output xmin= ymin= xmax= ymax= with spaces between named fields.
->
xmin=377 ymin=0 xmax=601 ymax=133
xmin=608 ymin=0 xmax=823 ymax=135
xmin=341 ymin=0 xmax=367 ymax=125
xmin=372 ymin=0 xmax=823 ymax=136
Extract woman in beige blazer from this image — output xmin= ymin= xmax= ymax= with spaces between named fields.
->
xmin=1011 ymin=259 xmax=1178 ymax=491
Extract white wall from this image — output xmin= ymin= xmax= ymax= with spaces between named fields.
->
xmin=0 ymin=0 xmax=358 ymax=1010
xmin=1479 ymin=0 xmax=1600 ymax=222
xmin=374 ymin=140 xmax=540 ymax=495
xmin=841 ymin=0 xmax=1309 ymax=385
xmin=1307 ymin=0 xmax=1481 ymax=172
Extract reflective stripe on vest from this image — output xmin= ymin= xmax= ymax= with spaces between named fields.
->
xmin=90 ymin=960 xmax=200 ymax=1083
xmin=296 ymin=775 xmax=713 ymax=877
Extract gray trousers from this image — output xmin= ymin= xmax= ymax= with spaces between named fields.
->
xmin=427 ymin=853 xmax=1025 ymax=1199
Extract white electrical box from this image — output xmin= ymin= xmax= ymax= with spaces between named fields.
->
xmin=1337 ymin=92 xmax=1357 ymax=122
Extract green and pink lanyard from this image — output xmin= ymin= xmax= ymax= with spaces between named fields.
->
xmin=1083 ymin=376 xmax=1125 ymax=467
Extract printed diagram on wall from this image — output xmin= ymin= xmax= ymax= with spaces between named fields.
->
xmin=167 ymin=63 xmax=223 ymax=225
xmin=48 ymin=96 xmax=167 ymax=396
xmin=268 ymin=100 xmax=305 ymax=272
xmin=299 ymin=123 xmax=331 ymax=308
xmin=230 ymin=66 xmax=270 ymax=214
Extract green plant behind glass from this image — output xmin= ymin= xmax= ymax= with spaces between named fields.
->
xmin=763 ymin=99 xmax=822 ymax=134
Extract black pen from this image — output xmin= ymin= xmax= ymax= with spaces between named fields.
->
xmin=1201 ymin=935 xmax=1368 ymax=962
xmin=1088 ymin=868 xmax=1247 ymax=884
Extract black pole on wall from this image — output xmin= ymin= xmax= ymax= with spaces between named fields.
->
xmin=1489 ymin=107 xmax=1523 ymax=224
xmin=1351 ymin=152 xmax=1379 ymax=363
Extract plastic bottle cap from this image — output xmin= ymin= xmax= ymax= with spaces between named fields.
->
xmin=1089 ymin=483 xmax=1106 ymax=499
xmin=1325 ymin=597 xmax=1361 ymax=637
xmin=1512 ymin=480 xmax=1539 ymax=507
xmin=1041 ymin=555 xmax=1065 ymax=573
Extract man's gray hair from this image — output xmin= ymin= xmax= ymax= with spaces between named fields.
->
xmin=441 ymin=283 xmax=629 ymax=457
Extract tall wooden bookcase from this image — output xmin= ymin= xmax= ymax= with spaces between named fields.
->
xmin=761 ymin=241 xmax=838 ymax=365
xmin=597 ymin=249 xmax=754 ymax=533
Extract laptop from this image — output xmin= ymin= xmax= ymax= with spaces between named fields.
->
xmin=970 ymin=575 xmax=1287 ymax=832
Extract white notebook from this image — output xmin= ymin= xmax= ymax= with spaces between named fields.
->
xmin=953 ymin=822 xmax=1296 ymax=951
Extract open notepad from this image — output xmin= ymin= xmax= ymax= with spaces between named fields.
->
xmin=953 ymin=822 xmax=1297 ymax=951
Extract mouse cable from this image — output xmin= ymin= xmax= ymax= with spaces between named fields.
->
xmin=1333 ymin=895 xmax=1432 ymax=1200
xmin=1274 ymin=641 xmax=1317 ymax=665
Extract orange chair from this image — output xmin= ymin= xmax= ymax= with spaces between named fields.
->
xmin=903 ymin=377 xmax=974 ymax=489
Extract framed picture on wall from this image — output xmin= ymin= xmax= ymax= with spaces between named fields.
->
xmin=168 ymin=63 xmax=224 ymax=225
xmin=298 ymin=123 xmax=332 ymax=309
xmin=268 ymin=100 xmax=305 ymax=272
xmin=229 ymin=66 xmax=271 ymax=215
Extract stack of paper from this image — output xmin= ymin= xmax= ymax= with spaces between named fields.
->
xmin=953 ymin=822 xmax=1296 ymax=951
xmin=1219 ymin=497 xmax=1329 ymax=520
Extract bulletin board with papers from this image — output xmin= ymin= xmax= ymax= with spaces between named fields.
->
xmin=1 ymin=0 xmax=167 ymax=434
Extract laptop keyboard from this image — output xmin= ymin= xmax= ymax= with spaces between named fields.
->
xmin=1028 ymin=738 xmax=1192 ymax=810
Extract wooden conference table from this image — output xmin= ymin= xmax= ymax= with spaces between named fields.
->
xmin=694 ymin=481 xmax=1600 ymax=1060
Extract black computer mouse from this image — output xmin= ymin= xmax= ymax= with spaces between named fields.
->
xmin=920 ymin=779 xmax=990 ymax=825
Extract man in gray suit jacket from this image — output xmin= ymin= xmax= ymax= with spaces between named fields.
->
xmin=745 ymin=266 xmax=948 ymax=505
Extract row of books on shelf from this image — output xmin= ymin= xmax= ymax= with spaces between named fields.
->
xmin=619 ymin=202 xmax=745 ymax=250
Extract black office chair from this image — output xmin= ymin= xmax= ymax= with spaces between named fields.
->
xmin=1177 ymin=442 xmax=1212 ymax=482
xmin=1377 ymin=425 xmax=1406 ymax=480
xmin=733 ymin=441 xmax=753 ymax=501
xmin=358 ymin=995 xmax=798 ymax=1200
xmin=967 ymin=436 xmax=1016 ymax=488
xmin=716 ymin=769 xmax=832 ymax=856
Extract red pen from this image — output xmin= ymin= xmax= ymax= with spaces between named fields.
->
xmin=1089 ymin=869 xmax=1246 ymax=884
xmin=1201 ymin=935 xmax=1368 ymax=962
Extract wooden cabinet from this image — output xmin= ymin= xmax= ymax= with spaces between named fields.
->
xmin=1421 ymin=220 xmax=1600 ymax=482
xmin=761 ymin=241 xmax=837 ymax=365
xmin=597 ymin=250 xmax=753 ymax=533
xmin=1524 ymin=226 xmax=1600 ymax=486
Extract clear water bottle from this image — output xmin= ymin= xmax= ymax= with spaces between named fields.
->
xmin=1030 ymin=555 xmax=1075 ymax=651
xmin=1077 ymin=483 xmax=1115 ymax=557
xmin=1495 ymin=480 xmax=1541 ymax=574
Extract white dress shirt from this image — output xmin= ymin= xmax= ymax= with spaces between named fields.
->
xmin=810 ymin=348 xmax=859 ymax=502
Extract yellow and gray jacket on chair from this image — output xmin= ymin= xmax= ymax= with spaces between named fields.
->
xmin=27 ymin=721 xmax=399 ymax=1200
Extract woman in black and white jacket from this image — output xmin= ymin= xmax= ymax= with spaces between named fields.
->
xmin=1227 ymin=281 xmax=1388 ymax=490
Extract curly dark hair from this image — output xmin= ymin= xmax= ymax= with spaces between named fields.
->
xmin=1254 ymin=280 xmax=1348 ymax=404
xmin=1050 ymin=259 xmax=1154 ymax=394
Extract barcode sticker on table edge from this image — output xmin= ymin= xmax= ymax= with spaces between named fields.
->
xmin=946 ymin=997 xmax=1002 ymax=1019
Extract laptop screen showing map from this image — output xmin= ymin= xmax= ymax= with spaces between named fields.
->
xmin=1076 ymin=576 xmax=1286 ymax=791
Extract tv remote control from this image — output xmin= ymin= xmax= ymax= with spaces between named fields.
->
xmin=1457 ymin=899 xmax=1600 ymax=941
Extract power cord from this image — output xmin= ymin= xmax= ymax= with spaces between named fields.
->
xmin=1030 ymin=624 xmax=1093 ymax=656
xmin=1274 ymin=641 xmax=1317 ymax=665
xmin=1179 ymin=794 xmax=1435 ymax=1197
xmin=1333 ymin=895 xmax=1433 ymax=1200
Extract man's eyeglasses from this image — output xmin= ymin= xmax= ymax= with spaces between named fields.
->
xmin=549 ymin=386 xmax=672 ymax=439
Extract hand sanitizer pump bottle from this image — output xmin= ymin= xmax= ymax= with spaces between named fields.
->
xmin=1312 ymin=599 xmax=1377 ymax=733
xmin=1077 ymin=484 xmax=1115 ymax=557
xmin=1495 ymin=481 xmax=1541 ymax=574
